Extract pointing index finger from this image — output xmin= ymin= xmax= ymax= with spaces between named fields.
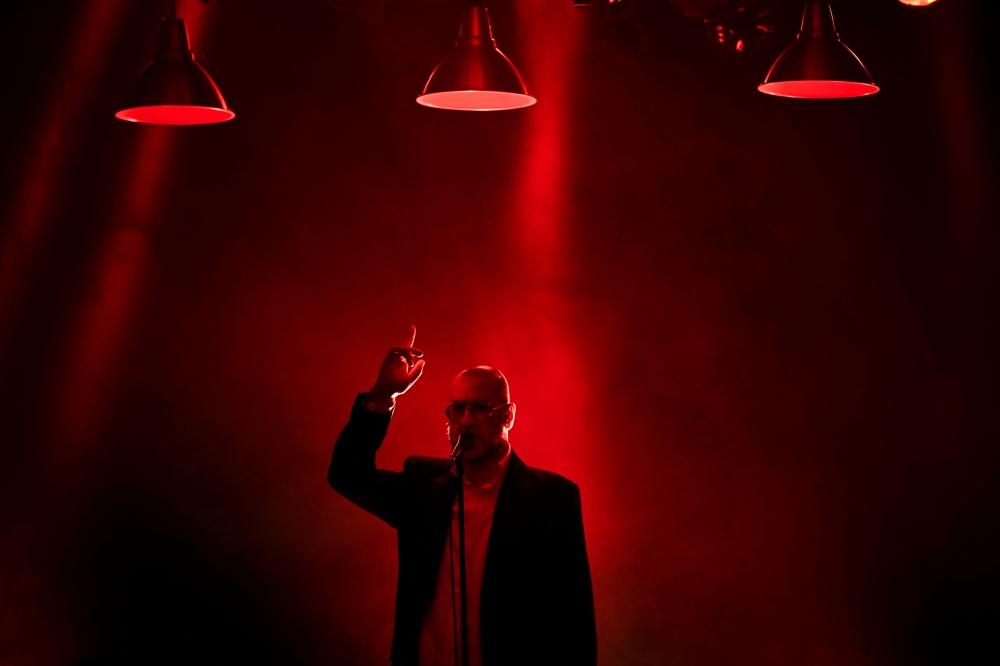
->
xmin=407 ymin=325 xmax=417 ymax=350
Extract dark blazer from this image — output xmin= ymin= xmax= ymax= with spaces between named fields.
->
xmin=328 ymin=394 xmax=597 ymax=666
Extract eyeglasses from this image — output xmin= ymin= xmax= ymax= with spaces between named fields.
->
xmin=444 ymin=401 xmax=510 ymax=421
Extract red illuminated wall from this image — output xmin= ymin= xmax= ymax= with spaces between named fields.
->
xmin=1 ymin=1 xmax=998 ymax=665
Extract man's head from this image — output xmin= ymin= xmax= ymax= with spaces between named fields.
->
xmin=446 ymin=366 xmax=516 ymax=462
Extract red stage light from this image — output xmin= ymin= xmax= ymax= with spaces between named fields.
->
xmin=899 ymin=0 xmax=939 ymax=5
xmin=115 ymin=105 xmax=234 ymax=125
xmin=417 ymin=6 xmax=536 ymax=112
xmin=117 ymin=13 xmax=233 ymax=125
xmin=415 ymin=91 xmax=535 ymax=111
xmin=758 ymin=80 xmax=877 ymax=99
xmin=758 ymin=1 xmax=878 ymax=99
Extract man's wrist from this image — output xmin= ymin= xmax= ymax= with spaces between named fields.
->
xmin=365 ymin=389 xmax=395 ymax=413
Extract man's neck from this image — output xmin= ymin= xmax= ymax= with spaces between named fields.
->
xmin=462 ymin=440 xmax=510 ymax=486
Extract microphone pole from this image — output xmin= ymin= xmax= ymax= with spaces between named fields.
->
xmin=448 ymin=432 xmax=473 ymax=666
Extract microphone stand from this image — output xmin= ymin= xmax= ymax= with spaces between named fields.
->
xmin=448 ymin=434 xmax=472 ymax=666
xmin=455 ymin=455 xmax=470 ymax=666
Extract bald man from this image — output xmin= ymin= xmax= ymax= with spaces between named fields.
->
xmin=328 ymin=329 xmax=596 ymax=666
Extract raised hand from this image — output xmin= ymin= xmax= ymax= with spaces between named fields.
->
xmin=366 ymin=325 xmax=425 ymax=411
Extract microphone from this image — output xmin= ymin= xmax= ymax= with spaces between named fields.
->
xmin=448 ymin=432 xmax=475 ymax=466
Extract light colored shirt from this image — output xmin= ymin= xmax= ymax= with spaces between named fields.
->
xmin=417 ymin=444 xmax=511 ymax=666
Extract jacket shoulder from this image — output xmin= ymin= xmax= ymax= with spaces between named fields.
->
xmin=523 ymin=465 xmax=580 ymax=496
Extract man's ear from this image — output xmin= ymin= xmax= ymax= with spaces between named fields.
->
xmin=505 ymin=403 xmax=516 ymax=429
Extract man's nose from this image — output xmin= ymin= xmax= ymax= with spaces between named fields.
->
xmin=459 ymin=409 xmax=477 ymax=426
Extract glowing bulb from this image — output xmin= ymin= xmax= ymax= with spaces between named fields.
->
xmin=898 ymin=0 xmax=939 ymax=6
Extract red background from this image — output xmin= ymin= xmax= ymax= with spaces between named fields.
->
xmin=1 ymin=1 xmax=998 ymax=664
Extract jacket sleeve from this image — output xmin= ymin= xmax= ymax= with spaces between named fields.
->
xmin=552 ymin=482 xmax=598 ymax=665
xmin=327 ymin=392 xmax=407 ymax=529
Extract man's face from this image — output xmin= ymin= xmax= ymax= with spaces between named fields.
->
xmin=446 ymin=372 xmax=513 ymax=462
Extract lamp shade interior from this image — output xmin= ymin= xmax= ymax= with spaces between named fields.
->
xmin=416 ymin=90 xmax=536 ymax=111
xmin=758 ymin=81 xmax=879 ymax=98
xmin=115 ymin=105 xmax=235 ymax=124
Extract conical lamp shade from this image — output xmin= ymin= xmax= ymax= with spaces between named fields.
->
xmin=758 ymin=2 xmax=878 ymax=99
xmin=116 ymin=17 xmax=234 ymax=125
xmin=417 ymin=6 xmax=535 ymax=111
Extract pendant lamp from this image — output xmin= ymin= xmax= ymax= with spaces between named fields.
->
xmin=758 ymin=1 xmax=878 ymax=99
xmin=116 ymin=7 xmax=234 ymax=124
xmin=898 ymin=0 xmax=938 ymax=5
xmin=417 ymin=5 xmax=535 ymax=111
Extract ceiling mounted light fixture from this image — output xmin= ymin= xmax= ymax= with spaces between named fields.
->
xmin=898 ymin=0 xmax=939 ymax=5
xmin=417 ymin=4 xmax=535 ymax=111
xmin=116 ymin=2 xmax=234 ymax=124
xmin=758 ymin=1 xmax=878 ymax=99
